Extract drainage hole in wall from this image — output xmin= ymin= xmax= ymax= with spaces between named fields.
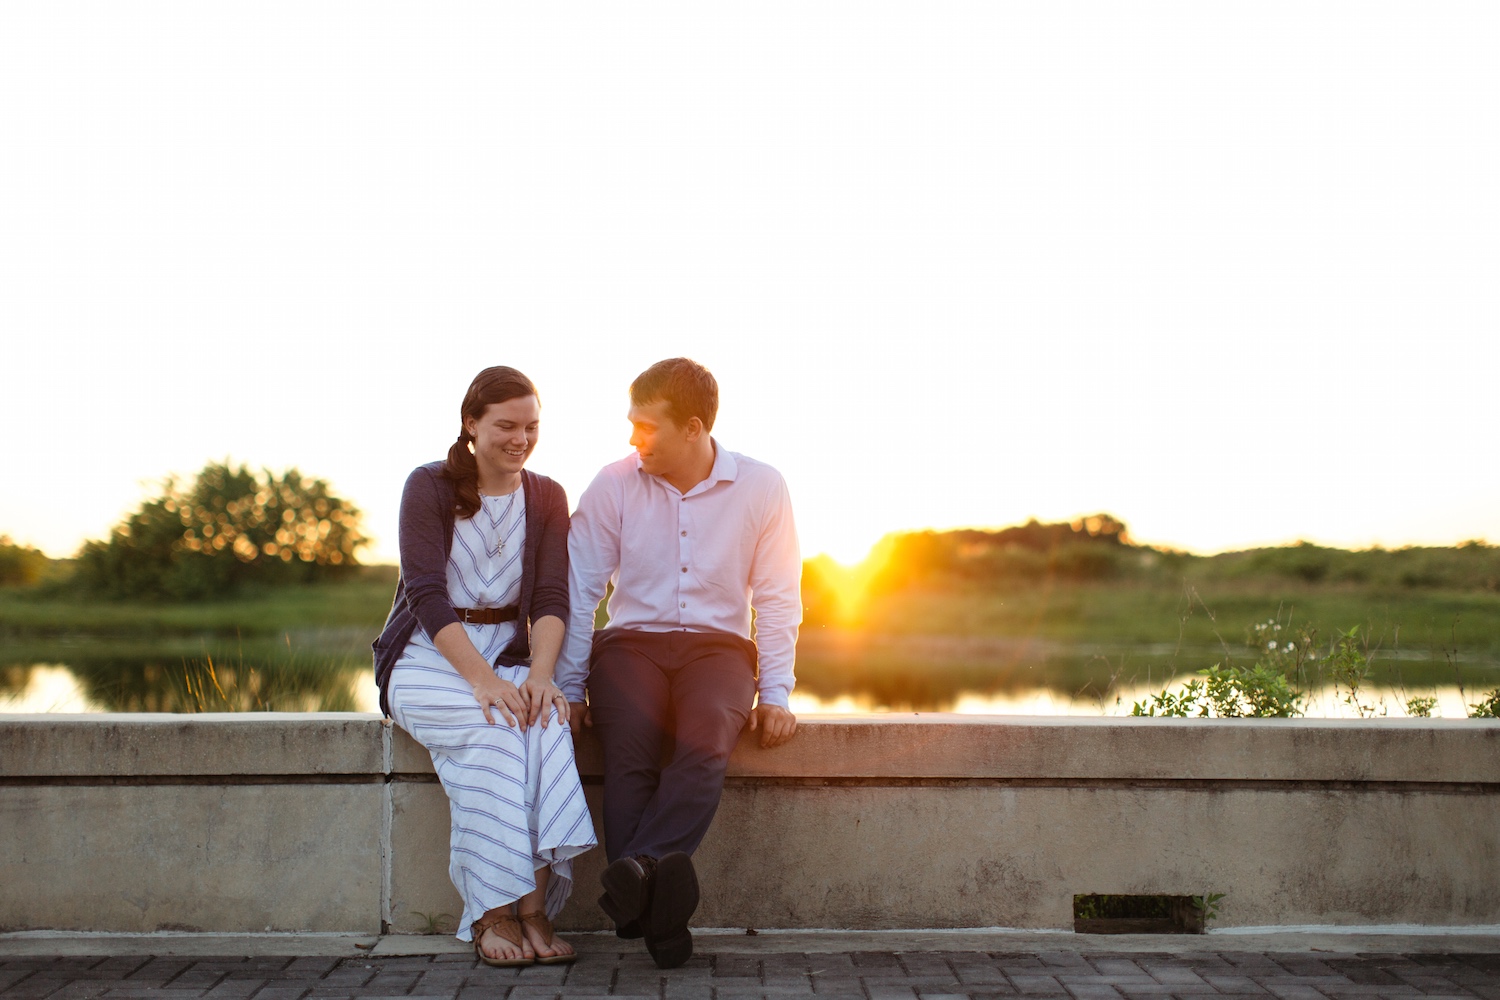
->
xmin=1073 ymin=894 xmax=1207 ymax=935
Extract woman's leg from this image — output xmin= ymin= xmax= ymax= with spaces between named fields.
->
xmin=516 ymin=866 xmax=575 ymax=961
xmin=504 ymin=663 xmax=596 ymax=919
xmin=474 ymin=904 xmax=532 ymax=963
xmin=389 ymin=659 xmax=540 ymax=941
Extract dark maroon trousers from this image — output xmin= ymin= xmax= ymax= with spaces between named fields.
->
xmin=587 ymin=628 xmax=758 ymax=862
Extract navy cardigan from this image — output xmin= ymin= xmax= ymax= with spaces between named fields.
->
xmin=371 ymin=461 xmax=571 ymax=717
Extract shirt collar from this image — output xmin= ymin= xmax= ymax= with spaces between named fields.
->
xmin=701 ymin=439 xmax=737 ymax=489
xmin=636 ymin=438 xmax=737 ymax=496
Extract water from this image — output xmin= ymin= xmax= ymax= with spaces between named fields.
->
xmin=0 ymin=631 xmax=378 ymax=714
xmin=4 ymin=629 xmax=1496 ymax=717
xmin=787 ymin=683 xmax=1483 ymax=718
xmin=0 ymin=662 xmax=382 ymax=714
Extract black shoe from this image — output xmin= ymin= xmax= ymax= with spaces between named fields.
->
xmin=643 ymin=852 xmax=698 ymax=969
xmin=596 ymin=895 xmax=644 ymax=939
xmin=600 ymin=855 xmax=656 ymax=929
xmin=645 ymin=926 xmax=693 ymax=969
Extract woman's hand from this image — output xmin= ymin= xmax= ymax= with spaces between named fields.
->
xmin=471 ymin=674 xmax=527 ymax=728
xmin=518 ymin=672 xmax=571 ymax=729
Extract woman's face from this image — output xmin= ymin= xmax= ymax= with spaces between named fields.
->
xmin=464 ymin=396 xmax=540 ymax=482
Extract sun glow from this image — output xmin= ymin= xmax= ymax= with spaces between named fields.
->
xmin=0 ymin=665 xmax=96 ymax=714
xmin=800 ymin=536 xmax=899 ymax=627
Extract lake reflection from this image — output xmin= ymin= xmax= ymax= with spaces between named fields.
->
xmin=787 ymin=683 xmax=1483 ymax=718
xmin=4 ymin=625 xmax=1497 ymax=717
xmin=0 ymin=656 xmax=380 ymax=714
xmin=2 ymin=655 xmax=1490 ymax=719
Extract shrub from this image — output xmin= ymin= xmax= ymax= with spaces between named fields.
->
xmin=1132 ymin=610 xmax=1309 ymax=719
xmin=1405 ymin=695 xmax=1438 ymax=718
xmin=1327 ymin=625 xmax=1380 ymax=718
xmin=74 ymin=461 xmax=368 ymax=600
xmin=1201 ymin=663 xmax=1302 ymax=718
xmin=1132 ymin=663 xmax=1302 ymax=719
xmin=1131 ymin=679 xmax=1206 ymax=717
xmin=1470 ymin=689 xmax=1500 ymax=719
xmin=0 ymin=536 xmax=49 ymax=586
xmin=864 ymin=515 xmax=1134 ymax=593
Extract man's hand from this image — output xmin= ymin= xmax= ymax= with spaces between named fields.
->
xmin=748 ymin=704 xmax=797 ymax=748
xmin=567 ymin=701 xmax=592 ymax=729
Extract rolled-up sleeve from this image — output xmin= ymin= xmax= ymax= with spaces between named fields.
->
xmin=555 ymin=469 xmax=622 ymax=703
xmin=398 ymin=467 xmax=460 ymax=640
xmin=747 ymin=474 xmax=802 ymax=708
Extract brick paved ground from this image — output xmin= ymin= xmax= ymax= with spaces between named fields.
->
xmin=3 ymin=949 xmax=1499 ymax=1000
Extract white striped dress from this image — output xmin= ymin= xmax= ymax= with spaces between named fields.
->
xmin=388 ymin=489 xmax=596 ymax=940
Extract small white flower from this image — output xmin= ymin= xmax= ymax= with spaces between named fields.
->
xmin=1267 ymin=640 xmax=1277 ymax=650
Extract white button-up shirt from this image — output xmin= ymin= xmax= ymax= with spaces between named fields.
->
xmin=556 ymin=442 xmax=802 ymax=708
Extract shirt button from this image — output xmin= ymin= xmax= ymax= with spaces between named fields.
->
xmin=680 ymin=530 xmax=687 ymax=537
xmin=680 ymin=566 xmax=687 ymax=573
xmin=680 ymin=602 xmax=686 ymax=608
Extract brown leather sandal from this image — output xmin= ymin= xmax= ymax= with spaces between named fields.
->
xmin=472 ymin=911 xmax=533 ymax=968
xmin=519 ymin=910 xmax=578 ymax=965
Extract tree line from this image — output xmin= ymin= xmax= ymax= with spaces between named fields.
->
xmin=800 ymin=514 xmax=1500 ymax=625
xmin=6 ymin=466 xmax=1497 ymax=605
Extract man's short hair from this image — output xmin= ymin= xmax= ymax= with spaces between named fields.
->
xmin=630 ymin=358 xmax=719 ymax=432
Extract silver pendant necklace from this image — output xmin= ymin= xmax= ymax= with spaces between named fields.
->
xmin=479 ymin=489 xmax=517 ymax=557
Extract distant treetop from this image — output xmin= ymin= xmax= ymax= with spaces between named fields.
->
xmin=0 ymin=536 xmax=49 ymax=587
xmin=74 ymin=461 xmax=369 ymax=600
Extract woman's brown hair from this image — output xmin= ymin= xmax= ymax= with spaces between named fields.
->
xmin=444 ymin=366 xmax=539 ymax=520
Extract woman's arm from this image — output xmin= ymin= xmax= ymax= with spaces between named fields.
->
xmin=432 ymin=622 xmax=529 ymax=727
xmin=398 ymin=466 xmax=463 ymax=641
xmin=518 ymin=480 xmax=573 ymax=727
xmin=517 ymin=614 xmax=568 ymax=727
xmin=529 ymin=478 xmax=571 ymax=623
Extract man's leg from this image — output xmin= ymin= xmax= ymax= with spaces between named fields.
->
xmin=586 ymin=631 xmax=673 ymax=863
xmin=622 ymin=631 xmax=757 ymax=859
xmin=622 ymin=631 xmax=756 ymax=967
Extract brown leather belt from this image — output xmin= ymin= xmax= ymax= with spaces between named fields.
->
xmin=454 ymin=606 xmax=519 ymax=625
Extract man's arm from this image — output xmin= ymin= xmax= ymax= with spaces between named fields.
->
xmin=555 ymin=470 xmax=622 ymax=712
xmin=747 ymin=474 xmax=802 ymax=747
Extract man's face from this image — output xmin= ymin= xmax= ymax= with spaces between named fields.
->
xmin=628 ymin=399 xmax=695 ymax=481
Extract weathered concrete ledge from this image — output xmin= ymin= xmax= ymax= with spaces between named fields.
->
xmin=2 ymin=714 xmax=1496 ymax=936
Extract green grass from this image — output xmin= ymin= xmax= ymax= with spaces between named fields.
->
xmin=7 ymin=563 xmax=1500 ymax=665
xmin=0 ymin=567 xmax=396 ymax=640
xmin=848 ymin=578 xmax=1500 ymax=657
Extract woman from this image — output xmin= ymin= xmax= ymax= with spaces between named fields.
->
xmin=373 ymin=366 xmax=595 ymax=967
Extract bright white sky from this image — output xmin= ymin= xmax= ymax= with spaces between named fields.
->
xmin=2 ymin=2 xmax=1496 ymax=566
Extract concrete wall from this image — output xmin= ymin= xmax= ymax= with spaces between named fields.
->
xmin=2 ymin=714 xmax=1496 ymax=935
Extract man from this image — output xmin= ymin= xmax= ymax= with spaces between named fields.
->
xmin=555 ymin=357 xmax=801 ymax=969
